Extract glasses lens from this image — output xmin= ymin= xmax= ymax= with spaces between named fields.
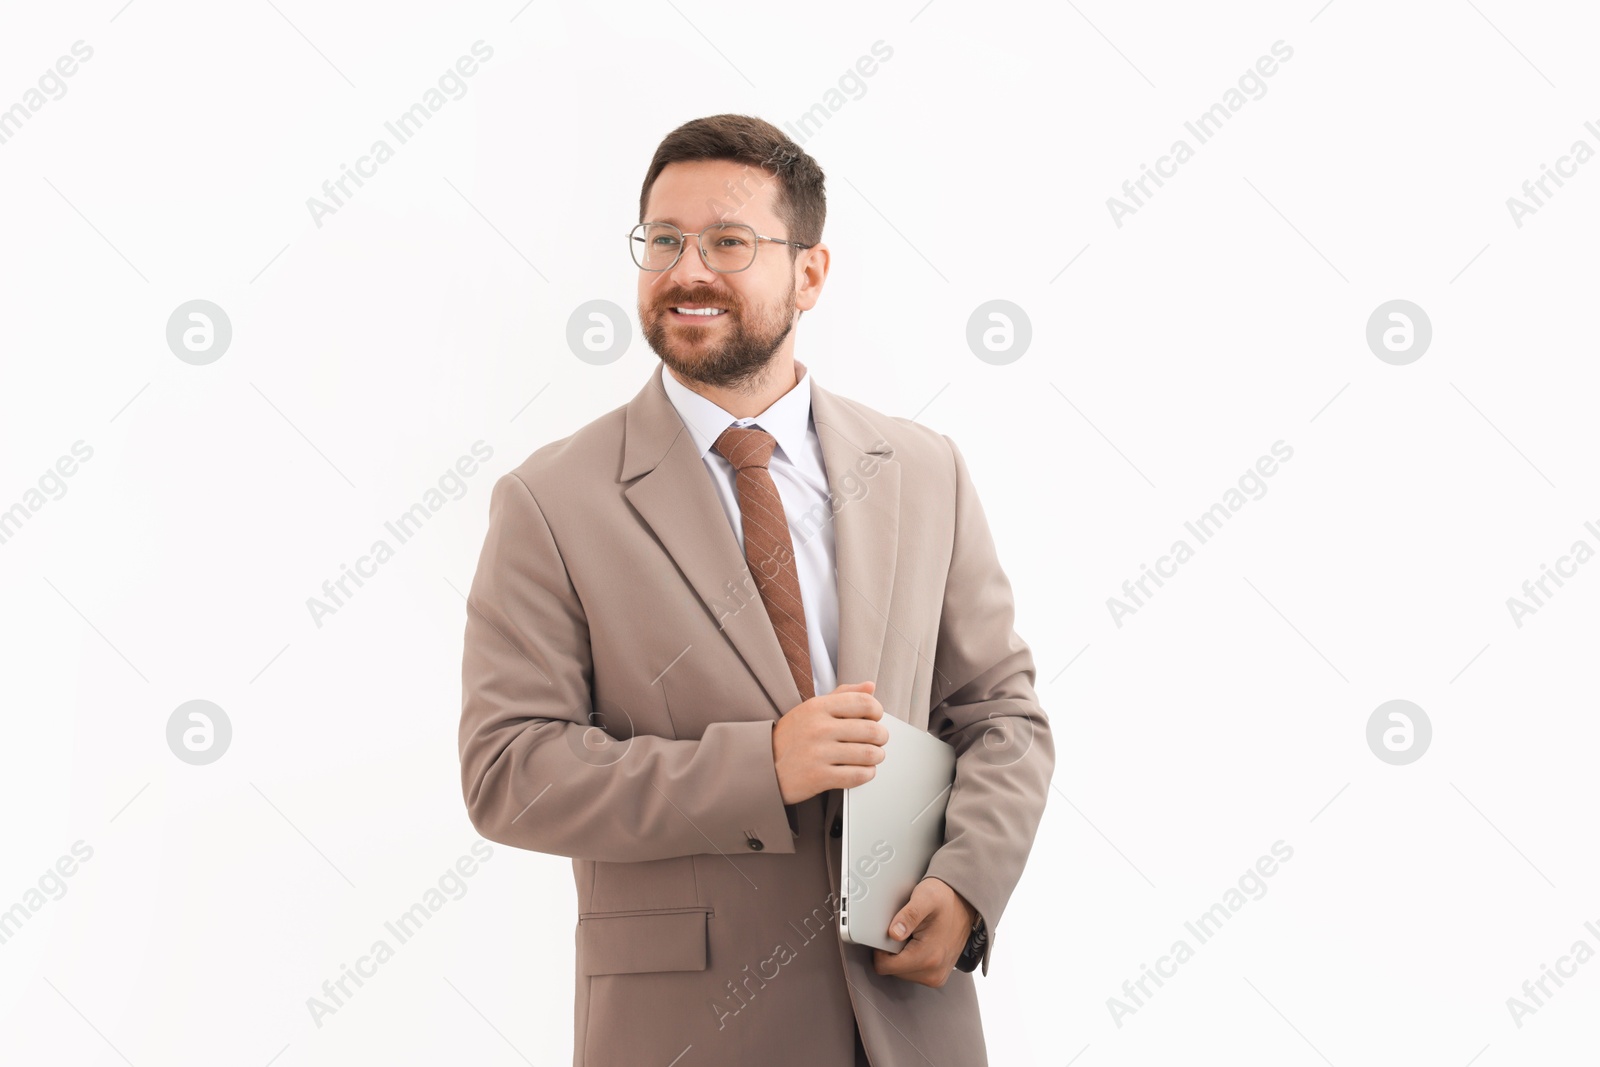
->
xmin=700 ymin=223 xmax=756 ymax=272
xmin=633 ymin=223 xmax=683 ymax=270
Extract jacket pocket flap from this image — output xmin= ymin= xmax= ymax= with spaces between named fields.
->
xmin=578 ymin=908 xmax=709 ymax=976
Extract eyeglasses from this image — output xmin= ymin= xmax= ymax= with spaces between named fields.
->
xmin=628 ymin=221 xmax=813 ymax=273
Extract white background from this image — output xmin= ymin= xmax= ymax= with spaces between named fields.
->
xmin=2 ymin=1 xmax=1598 ymax=1064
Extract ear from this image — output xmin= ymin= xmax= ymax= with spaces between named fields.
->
xmin=794 ymin=243 xmax=830 ymax=312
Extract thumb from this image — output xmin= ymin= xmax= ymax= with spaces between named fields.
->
xmin=834 ymin=680 xmax=875 ymax=693
xmin=889 ymin=893 xmax=924 ymax=940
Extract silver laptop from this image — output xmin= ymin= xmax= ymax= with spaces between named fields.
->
xmin=838 ymin=712 xmax=958 ymax=952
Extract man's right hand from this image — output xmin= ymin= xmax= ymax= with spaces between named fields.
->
xmin=771 ymin=681 xmax=889 ymax=805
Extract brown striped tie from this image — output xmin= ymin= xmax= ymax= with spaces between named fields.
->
xmin=713 ymin=425 xmax=815 ymax=704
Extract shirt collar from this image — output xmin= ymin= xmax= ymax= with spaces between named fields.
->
xmin=660 ymin=358 xmax=815 ymax=467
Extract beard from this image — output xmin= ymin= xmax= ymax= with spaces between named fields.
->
xmin=641 ymin=275 xmax=796 ymax=392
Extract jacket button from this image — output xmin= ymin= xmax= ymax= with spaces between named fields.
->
xmin=829 ymin=815 xmax=842 ymax=838
xmin=746 ymin=836 xmax=764 ymax=851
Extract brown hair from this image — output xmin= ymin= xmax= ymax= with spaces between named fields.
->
xmin=638 ymin=114 xmax=826 ymax=251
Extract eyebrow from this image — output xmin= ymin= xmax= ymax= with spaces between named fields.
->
xmin=645 ymin=217 xmax=752 ymax=228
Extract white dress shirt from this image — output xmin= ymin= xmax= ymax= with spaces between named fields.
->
xmin=660 ymin=362 xmax=840 ymax=700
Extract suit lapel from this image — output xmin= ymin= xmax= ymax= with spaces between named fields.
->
xmin=620 ymin=362 xmax=899 ymax=722
xmin=809 ymin=376 xmax=899 ymax=700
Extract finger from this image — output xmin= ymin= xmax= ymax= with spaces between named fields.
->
xmin=829 ymin=763 xmax=875 ymax=789
xmin=873 ymin=938 xmax=931 ymax=975
xmin=829 ymin=741 xmax=887 ymax=766
xmin=831 ymin=719 xmax=890 ymax=745
xmin=889 ymin=900 xmax=924 ymax=942
xmin=826 ymin=695 xmax=882 ymax=719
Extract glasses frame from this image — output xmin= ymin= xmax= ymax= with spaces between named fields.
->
xmin=628 ymin=221 xmax=814 ymax=273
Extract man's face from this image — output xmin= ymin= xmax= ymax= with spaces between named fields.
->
xmin=637 ymin=159 xmax=806 ymax=391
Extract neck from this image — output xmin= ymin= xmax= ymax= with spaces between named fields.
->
xmin=667 ymin=352 xmax=803 ymax=419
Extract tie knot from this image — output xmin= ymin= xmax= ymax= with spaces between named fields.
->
xmin=712 ymin=425 xmax=777 ymax=471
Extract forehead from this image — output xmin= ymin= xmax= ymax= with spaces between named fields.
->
xmin=644 ymin=158 xmax=783 ymax=230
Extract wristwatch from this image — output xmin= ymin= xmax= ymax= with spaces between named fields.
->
xmin=954 ymin=915 xmax=986 ymax=973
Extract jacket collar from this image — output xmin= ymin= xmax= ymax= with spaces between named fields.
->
xmin=657 ymin=360 xmax=818 ymax=479
xmin=621 ymin=360 xmax=899 ymax=719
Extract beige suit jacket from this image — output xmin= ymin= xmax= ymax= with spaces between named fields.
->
xmin=459 ymin=361 xmax=1054 ymax=1066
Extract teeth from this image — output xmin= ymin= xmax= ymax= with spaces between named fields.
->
xmin=673 ymin=307 xmax=725 ymax=316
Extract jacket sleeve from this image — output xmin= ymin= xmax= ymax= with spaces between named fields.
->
xmin=459 ymin=470 xmax=799 ymax=863
xmin=919 ymin=436 xmax=1055 ymax=976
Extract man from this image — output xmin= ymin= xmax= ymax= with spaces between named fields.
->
xmin=459 ymin=114 xmax=1053 ymax=1066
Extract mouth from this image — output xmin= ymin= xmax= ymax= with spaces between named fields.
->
xmin=666 ymin=305 xmax=729 ymax=322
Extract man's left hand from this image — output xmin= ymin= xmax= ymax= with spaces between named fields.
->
xmin=871 ymin=876 xmax=978 ymax=988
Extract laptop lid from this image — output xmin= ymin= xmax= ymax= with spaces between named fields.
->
xmin=838 ymin=711 xmax=958 ymax=952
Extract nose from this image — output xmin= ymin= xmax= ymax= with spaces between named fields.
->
xmin=666 ymin=232 xmax=717 ymax=289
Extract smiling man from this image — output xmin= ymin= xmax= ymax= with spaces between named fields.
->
xmin=459 ymin=114 xmax=1053 ymax=1066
